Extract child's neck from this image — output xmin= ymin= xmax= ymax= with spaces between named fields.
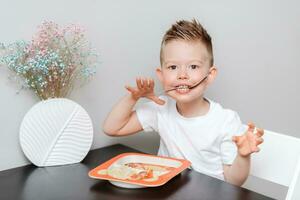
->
xmin=176 ymin=97 xmax=210 ymax=118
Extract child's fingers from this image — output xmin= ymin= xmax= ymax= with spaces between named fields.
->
xmin=149 ymin=96 xmax=165 ymax=105
xmin=140 ymin=78 xmax=146 ymax=89
xmin=247 ymin=122 xmax=255 ymax=132
xmin=149 ymin=79 xmax=155 ymax=89
xmin=156 ymin=98 xmax=166 ymax=105
xmin=125 ymin=85 xmax=136 ymax=93
xmin=232 ymin=136 xmax=243 ymax=146
xmin=256 ymin=128 xmax=264 ymax=137
xmin=253 ymin=147 xmax=260 ymax=153
xmin=232 ymin=136 xmax=238 ymax=143
xmin=255 ymin=137 xmax=264 ymax=145
xmin=136 ymin=77 xmax=144 ymax=89
xmin=145 ymin=78 xmax=152 ymax=89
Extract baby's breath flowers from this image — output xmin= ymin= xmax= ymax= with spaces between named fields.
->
xmin=0 ymin=21 xmax=98 ymax=100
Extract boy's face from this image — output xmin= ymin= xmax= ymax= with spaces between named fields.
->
xmin=157 ymin=40 xmax=217 ymax=103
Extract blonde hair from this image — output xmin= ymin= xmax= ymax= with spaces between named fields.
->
xmin=160 ymin=19 xmax=214 ymax=66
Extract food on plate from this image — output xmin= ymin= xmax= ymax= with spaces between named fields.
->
xmin=98 ymin=162 xmax=175 ymax=182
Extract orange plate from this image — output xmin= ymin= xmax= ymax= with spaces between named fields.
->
xmin=88 ymin=152 xmax=191 ymax=188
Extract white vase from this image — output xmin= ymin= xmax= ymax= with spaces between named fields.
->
xmin=19 ymin=98 xmax=93 ymax=167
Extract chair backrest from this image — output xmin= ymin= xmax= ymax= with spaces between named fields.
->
xmin=249 ymin=130 xmax=300 ymax=186
xmin=243 ymin=130 xmax=300 ymax=199
xmin=286 ymin=154 xmax=300 ymax=200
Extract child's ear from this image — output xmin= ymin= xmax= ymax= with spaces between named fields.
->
xmin=207 ymin=66 xmax=217 ymax=84
xmin=156 ymin=67 xmax=163 ymax=82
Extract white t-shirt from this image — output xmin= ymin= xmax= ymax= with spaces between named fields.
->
xmin=136 ymin=96 xmax=246 ymax=180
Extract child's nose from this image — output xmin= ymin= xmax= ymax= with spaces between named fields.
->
xmin=177 ymin=68 xmax=189 ymax=80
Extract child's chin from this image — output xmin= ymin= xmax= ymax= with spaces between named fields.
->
xmin=169 ymin=93 xmax=199 ymax=103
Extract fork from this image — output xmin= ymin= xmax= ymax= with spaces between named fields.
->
xmin=159 ymin=74 xmax=209 ymax=95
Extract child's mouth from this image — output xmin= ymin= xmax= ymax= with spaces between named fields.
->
xmin=175 ymin=85 xmax=191 ymax=94
xmin=165 ymin=75 xmax=209 ymax=95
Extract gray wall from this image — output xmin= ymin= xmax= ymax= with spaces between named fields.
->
xmin=0 ymin=1 xmax=299 ymax=195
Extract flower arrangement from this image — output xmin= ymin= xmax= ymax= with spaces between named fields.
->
xmin=0 ymin=21 xmax=98 ymax=100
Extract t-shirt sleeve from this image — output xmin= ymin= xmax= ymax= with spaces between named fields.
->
xmin=135 ymin=101 xmax=159 ymax=132
xmin=220 ymin=111 xmax=247 ymax=165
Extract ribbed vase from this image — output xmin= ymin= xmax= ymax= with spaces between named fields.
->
xmin=19 ymin=98 xmax=93 ymax=167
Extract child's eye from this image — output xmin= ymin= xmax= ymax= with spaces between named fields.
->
xmin=189 ymin=65 xmax=199 ymax=69
xmin=167 ymin=65 xmax=177 ymax=70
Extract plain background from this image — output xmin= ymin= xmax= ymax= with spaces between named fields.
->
xmin=0 ymin=0 xmax=299 ymax=199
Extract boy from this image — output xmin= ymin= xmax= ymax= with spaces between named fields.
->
xmin=103 ymin=19 xmax=264 ymax=186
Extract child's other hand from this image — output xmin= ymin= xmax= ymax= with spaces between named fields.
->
xmin=125 ymin=77 xmax=165 ymax=105
xmin=232 ymin=122 xmax=264 ymax=157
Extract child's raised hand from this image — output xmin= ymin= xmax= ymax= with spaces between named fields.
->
xmin=232 ymin=122 xmax=264 ymax=157
xmin=125 ymin=77 xmax=165 ymax=105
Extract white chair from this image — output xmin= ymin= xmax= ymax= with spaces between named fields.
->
xmin=286 ymin=155 xmax=300 ymax=200
xmin=242 ymin=130 xmax=300 ymax=200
